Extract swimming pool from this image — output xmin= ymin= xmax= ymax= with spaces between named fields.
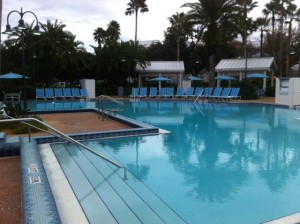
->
xmin=50 ymin=101 xmax=300 ymax=223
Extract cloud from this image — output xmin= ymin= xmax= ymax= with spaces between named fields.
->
xmin=2 ymin=0 xmax=290 ymax=52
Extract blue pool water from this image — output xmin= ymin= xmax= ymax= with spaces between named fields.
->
xmin=37 ymin=100 xmax=300 ymax=223
xmin=27 ymin=100 xmax=95 ymax=111
xmin=84 ymin=101 xmax=300 ymax=224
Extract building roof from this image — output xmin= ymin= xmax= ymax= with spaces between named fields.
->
xmin=215 ymin=57 xmax=277 ymax=73
xmin=136 ymin=61 xmax=185 ymax=73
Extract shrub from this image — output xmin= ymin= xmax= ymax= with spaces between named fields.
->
xmin=0 ymin=102 xmax=44 ymax=134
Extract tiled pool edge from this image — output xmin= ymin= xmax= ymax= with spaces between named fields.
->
xmin=20 ymin=137 xmax=61 ymax=224
xmin=33 ymin=110 xmax=160 ymax=144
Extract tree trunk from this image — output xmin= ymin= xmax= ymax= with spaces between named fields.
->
xmin=135 ymin=10 xmax=138 ymax=43
xmin=209 ymin=55 xmax=215 ymax=86
xmin=176 ymin=38 xmax=180 ymax=61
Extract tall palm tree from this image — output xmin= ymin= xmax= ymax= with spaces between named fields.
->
xmin=93 ymin=27 xmax=106 ymax=48
xmin=263 ymin=0 xmax=280 ymax=56
xmin=255 ymin=16 xmax=270 ymax=57
xmin=236 ymin=0 xmax=258 ymax=57
xmin=182 ymin=0 xmax=237 ymax=84
xmin=39 ymin=20 xmax=85 ymax=82
xmin=125 ymin=0 xmax=149 ymax=43
xmin=166 ymin=12 xmax=193 ymax=61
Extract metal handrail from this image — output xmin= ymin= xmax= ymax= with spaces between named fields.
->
xmin=98 ymin=95 xmax=124 ymax=120
xmin=194 ymin=88 xmax=205 ymax=103
xmin=99 ymin=95 xmax=124 ymax=106
xmin=0 ymin=116 xmax=128 ymax=180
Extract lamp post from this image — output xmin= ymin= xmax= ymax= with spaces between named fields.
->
xmin=32 ymin=50 xmax=37 ymax=87
xmin=243 ymin=47 xmax=248 ymax=100
xmin=195 ymin=59 xmax=200 ymax=76
xmin=297 ymin=54 xmax=300 ymax=77
xmin=260 ymin=28 xmax=268 ymax=57
xmin=285 ymin=20 xmax=292 ymax=77
xmin=2 ymin=8 xmax=40 ymax=110
xmin=121 ymin=59 xmax=131 ymax=84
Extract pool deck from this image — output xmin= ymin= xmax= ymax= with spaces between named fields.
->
xmin=2 ymin=97 xmax=300 ymax=224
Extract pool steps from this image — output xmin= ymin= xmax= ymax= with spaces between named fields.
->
xmin=50 ymin=143 xmax=186 ymax=224
xmin=0 ymin=132 xmax=21 ymax=157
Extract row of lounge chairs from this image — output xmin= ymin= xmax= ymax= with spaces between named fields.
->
xmin=129 ymin=87 xmax=241 ymax=100
xmin=36 ymin=88 xmax=89 ymax=100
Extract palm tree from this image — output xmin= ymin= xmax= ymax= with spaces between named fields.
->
xmin=125 ymin=0 xmax=149 ymax=43
xmin=39 ymin=20 xmax=85 ymax=82
xmin=236 ymin=0 xmax=258 ymax=57
xmin=255 ymin=16 xmax=270 ymax=57
xmin=166 ymin=12 xmax=193 ymax=61
xmin=93 ymin=27 xmax=106 ymax=48
xmin=263 ymin=0 xmax=281 ymax=56
xmin=182 ymin=0 xmax=237 ymax=84
xmin=93 ymin=20 xmax=121 ymax=48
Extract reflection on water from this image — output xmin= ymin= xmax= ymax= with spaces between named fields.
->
xmin=27 ymin=100 xmax=94 ymax=111
xmin=85 ymin=101 xmax=300 ymax=223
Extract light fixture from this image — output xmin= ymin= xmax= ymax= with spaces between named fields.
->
xmin=17 ymin=19 xmax=26 ymax=30
xmin=33 ymin=25 xmax=41 ymax=35
xmin=2 ymin=24 xmax=13 ymax=34
xmin=2 ymin=7 xmax=40 ymax=110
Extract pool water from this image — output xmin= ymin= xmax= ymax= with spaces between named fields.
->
xmin=80 ymin=101 xmax=300 ymax=224
xmin=27 ymin=100 xmax=95 ymax=111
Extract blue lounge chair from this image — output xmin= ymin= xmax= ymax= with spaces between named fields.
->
xmin=72 ymin=88 xmax=81 ymax=99
xmin=207 ymin=87 xmax=222 ymax=100
xmin=139 ymin=87 xmax=147 ymax=98
xmin=148 ymin=87 xmax=157 ymax=98
xmin=224 ymin=87 xmax=241 ymax=100
xmin=54 ymin=88 xmax=64 ymax=99
xmin=214 ymin=87 xmax=231 ymax=100
xmin=129 ymin=88 xmax=139 ymax=98
xmin=36 ymin=88 xmax=45 ymax=100
xmin=63 ymin=88 xmax=73 ymax=99
xmin=199 ymin=87 xmax=213 ymax=99
xmin=166 ymin=87 xmax=174 ymax=98
xmin=159 ymin=88 xmax=167 ymax=98
xmin=80 ymin=89 xmax=89 ymax=100
xmin=185 ymin=87 xmax=194 ymax=97
xmin=194 ymin=87 xmax=204 ymax=97
xmin=45 ymin=88 xmax=55 ymax=100
xmin=175 ymin=87 xmax=184 ymax=98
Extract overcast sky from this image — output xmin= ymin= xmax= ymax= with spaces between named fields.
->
xmin=3 ymin=0 xmax=271 ymax=52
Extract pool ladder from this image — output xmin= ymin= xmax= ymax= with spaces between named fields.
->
xmin=98 ymin=95 xmax=124 ymax=120
xmin=0 ymin=108 xmax=128 ymax=180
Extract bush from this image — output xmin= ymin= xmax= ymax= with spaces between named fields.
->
xmin=238 ymin=80 xmax=259 ymax=100
xmin=265 ymin=86 xmax=275 ymax=97
xmin=0 ymin=102 xmax=44 ymax=134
